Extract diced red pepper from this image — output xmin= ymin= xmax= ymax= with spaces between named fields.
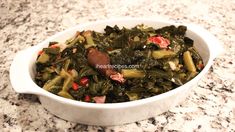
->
xmin=93 ymin=96 xmax=106 ymax=103
xmin=38 ymin=50 xmax=44 ymax=55
xmin=80 ymin=77 xmax=89 ymax=87
xmin=147 ymin=36 xmax=170 ymax=48
xmin=197 ymin=63 xmax=204 ymax=70
xmin=84 ymin=95 xmax=91 ymax=102
xmin=72 ymin=82 xmax=79 ymax=91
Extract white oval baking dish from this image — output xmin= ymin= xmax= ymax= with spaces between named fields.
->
xmin=10 ymin=18 xmax=223 ymax=126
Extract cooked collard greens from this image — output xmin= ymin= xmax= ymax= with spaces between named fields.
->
xmin=35 ymin=24 xmax=204 ymax=103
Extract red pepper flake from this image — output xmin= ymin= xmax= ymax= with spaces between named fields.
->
xmin=148 ymin=36 xmax=170 ymax=48
xmin=72 ymin=82 xmax=79 ymax=91
xmin=84 ymin=95 xmax=91 ymax=102
xmin=80 ymin=77 xmax=89 ymax=87
xmin=197 ymin=63 xmax=204 ymax=70
xmin=38 ymin=50 xmax=44 ymax=55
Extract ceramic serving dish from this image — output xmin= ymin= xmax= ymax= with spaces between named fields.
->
xmin=10 ymin=18 xmax=222 ymax=126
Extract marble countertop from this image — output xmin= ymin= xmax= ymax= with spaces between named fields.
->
xmin=1 ymin=0 xmax=235 ymax=131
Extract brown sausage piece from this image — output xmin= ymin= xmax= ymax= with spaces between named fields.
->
xmin=87 ymin=48 xmax=125 ymax=83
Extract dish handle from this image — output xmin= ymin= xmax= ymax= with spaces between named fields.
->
xmin=187 ymin=24 xmax=224 ymax=59
xmin=10 ymin=47 xmax=43 ymax=95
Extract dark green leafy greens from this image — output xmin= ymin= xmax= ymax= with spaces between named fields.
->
xmin=35 ymin=24 xmax=204 ymax=103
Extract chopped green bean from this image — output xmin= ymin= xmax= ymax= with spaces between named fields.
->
xmin=66 ymin=32 xmax=80 ymax=44
xmin=183 ymin=51 xmax=196 ymax=72
xmin=62 ymin=77 xmax=73 ymax=91
xmin=70 ymin=69 xmax=78 ymax=79
xmin=121 ymin=69 xmax=145 ymax=78
xmin=83 ymin=30 xmax=97 ymax=49
xmin=133 ymin=36 xmax=140 ymax=41
xmin=83 ymin=31 xmax=94 ymax=44
xmin=152 ymin=50 xmax=175 ymax=59
xmin=126 ymin=92 xmax=138 ymax=101
xmin=148 ymin=69 xmax=173 ymax=79
xmin=59 ymin=68 xmax=73 ymax=91
xmin=58 ymin=91 xmax=74 ymax=99
xmin=37 ymin=52 xmax=50 ymax=63
xmin=60 ymin=69 xmax=71 ymax=78
xmin=44 ymin=47 xmax=60 ymax=54
xmin=48 ymin=86 xmax=61 ymax=94
xmin=43 ymin=76 xmax=62 ymax=91
xmin=63 ymin=59 xmax=71 ymax=71
xmin=186 ymin=71 xmax=198 ymax=81
xmin=67 ymin=35 xmax=85 ymax=47
xmin=42 ymin=72 xmax=51 ymax=81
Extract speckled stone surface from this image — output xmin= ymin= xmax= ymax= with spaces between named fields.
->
xmin=0 ymin=0 xmax=235 ymax=131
